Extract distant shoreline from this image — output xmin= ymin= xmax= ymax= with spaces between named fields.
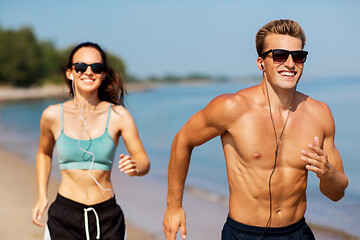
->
xmin=0 ymin=79 xmax=253 ymax=102
xmin=0 ymin=82 xmax=158 ymax=102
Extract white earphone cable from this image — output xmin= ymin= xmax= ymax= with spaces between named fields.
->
xmin=71 ymin=80 xmax=112 ymax=192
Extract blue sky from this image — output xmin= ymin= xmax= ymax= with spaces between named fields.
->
xmin=1 ymin=0 xmax=359 ymax=79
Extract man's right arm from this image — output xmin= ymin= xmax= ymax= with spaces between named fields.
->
xmin=163 ymin=94 xmax=238 ymax=240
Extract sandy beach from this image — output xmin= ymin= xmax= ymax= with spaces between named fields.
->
xmin=0 ymin=85 xmax=358 ymax=240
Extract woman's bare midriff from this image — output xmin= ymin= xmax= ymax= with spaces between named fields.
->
xmin=58 ymin=169 xmax=114 ymax=205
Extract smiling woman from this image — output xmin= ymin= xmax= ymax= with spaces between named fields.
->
xmin=32 ymin=42 xmax=150 ymax=240
xmin=64 ymin=42 xmax=126 ymax=106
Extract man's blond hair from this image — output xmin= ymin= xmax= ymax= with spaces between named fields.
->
xmin=255 ymin=19 xmax=306 ymax=56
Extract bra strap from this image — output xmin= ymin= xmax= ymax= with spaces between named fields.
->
xmin=60 ymin=103 xmax=64 ymax=132
xmin=105 ymin=103 xmax=112 ymax=129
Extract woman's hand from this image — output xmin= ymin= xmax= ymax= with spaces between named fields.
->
xmin=119 ymin=154 xmax=138 ymax=176
xmin=32 ymin=197 xmax=48 ymax=227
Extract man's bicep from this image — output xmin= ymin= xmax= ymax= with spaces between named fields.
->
xmin=324 ymin=136 xmax=345 ymax=173
xmin=322 ymin=106 xmax=345 ymax=173
xmin=179 ymin=109 xmax=226 ymax=148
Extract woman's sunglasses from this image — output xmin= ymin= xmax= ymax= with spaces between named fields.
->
xmin=72 ymin=62 xmax=105 ymax=74
xmin=261 ymin=49 xmax=308 ymax=64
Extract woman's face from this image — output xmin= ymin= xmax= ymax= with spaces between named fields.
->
xmin=67 ymin=47 xmax=106 ymax=95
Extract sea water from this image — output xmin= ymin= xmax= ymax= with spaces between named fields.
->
xmin=0 ymin=77 xmax=359 ymax=237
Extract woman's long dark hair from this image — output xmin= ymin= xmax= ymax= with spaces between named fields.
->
xmin=65 ymin=42 xmax=125 ymax=105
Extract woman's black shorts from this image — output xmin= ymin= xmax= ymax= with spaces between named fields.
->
xmin=46 ymin=193 xmax=126 ymax=240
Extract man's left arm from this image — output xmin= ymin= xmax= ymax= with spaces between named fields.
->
xmin=301 ymin=103 xmax=349 ymax=201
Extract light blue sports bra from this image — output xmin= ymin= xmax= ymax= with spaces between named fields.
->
xmin=56 ymin=103 xmax=116 ymax=171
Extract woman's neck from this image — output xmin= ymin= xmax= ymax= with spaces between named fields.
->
xmin=73 ymin=91 xmax=101 ymax=112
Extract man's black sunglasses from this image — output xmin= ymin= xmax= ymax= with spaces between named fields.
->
xmin=261 ymin=49 xmax=308 ymax=64
xmin=72 ymin=62 xmax=106 ymax=74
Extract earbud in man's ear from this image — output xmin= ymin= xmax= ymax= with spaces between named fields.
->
xmin=70 ymin=73 xmax=74 ymax=80
xmin=261 ymin=64 xmax=264 ymax=70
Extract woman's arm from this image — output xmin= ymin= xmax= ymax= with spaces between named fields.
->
xmin=115 ymin=106 xmax=150 ymax=176
xmin=32 ymin=107 xmax=56 ymax=226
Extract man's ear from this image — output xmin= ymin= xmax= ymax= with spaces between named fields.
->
xmin=257 ymin=57 xmax=265 ymax=71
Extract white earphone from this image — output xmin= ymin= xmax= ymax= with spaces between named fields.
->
xmin=70 ymin=73 xmax=74 ymax=80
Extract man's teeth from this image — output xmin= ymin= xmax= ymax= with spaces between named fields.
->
xmin=82 ymin=79 xmax=94 ymax=82
xmin=280 ymin=72 xmax=295 ymax=77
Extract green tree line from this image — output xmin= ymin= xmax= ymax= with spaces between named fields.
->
xmin=0 ymin=26 xmax=126 ymax=87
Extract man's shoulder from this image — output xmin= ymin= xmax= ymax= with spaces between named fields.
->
xmin=297 ymin=91 xmax=335 ymax=135
xmin=297 ymin=92 xmax=334 ymax=131
xmin=209 ymin=85 xmax=257 ymax=108
xmin=298 ymin=92 xmax=331 ymax=112
xmin=203 ymin=86 xmax=258 ymax=126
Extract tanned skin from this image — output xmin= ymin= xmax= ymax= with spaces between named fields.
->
xmin=32 ymin=47 xmax=150 ymax=227
xmin=163 ymin=34 xmax=348 ymax=240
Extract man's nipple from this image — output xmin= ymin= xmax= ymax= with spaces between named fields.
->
xmin=253 ymin=152 xmax=262 ymax=159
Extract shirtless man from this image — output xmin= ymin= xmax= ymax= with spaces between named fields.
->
xmin=163 ymin=19 xmax=348 ymax=240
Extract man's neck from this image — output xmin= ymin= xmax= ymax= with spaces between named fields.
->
xmin=260 ymin=80 xmax=296 ymax=112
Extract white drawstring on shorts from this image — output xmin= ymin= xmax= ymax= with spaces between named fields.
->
xmin=84 ymin=207 xmax=100 ymax=240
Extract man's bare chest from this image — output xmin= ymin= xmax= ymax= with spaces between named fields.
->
xmin=223 ymin=111 xmax=324 ymax=169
